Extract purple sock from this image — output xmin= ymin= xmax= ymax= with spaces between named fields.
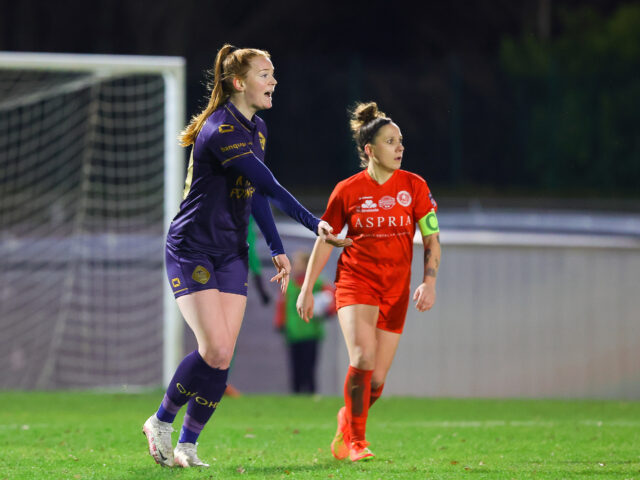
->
xmin=178 ymin=366 xmax=228 ymax=443
xmin=155 ymin=350 xmax=225 ymax=424
xmin=156 ymin=394 xmax=181 ymax=423
xmin=179 ymin=416 xmax=203 ymax=444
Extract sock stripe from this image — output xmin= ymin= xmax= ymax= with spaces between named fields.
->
xmin=182 ymin=412 xmax=206 ymax=434
xmin=161 ymin=394 xmax=181 ymax=415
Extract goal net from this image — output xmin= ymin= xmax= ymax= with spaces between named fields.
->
xmin=0 ymin=53 xmax=185 ymax=389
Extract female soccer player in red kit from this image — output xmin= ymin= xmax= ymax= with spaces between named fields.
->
xmin=297 ymin=102 xmax=441 ymax=462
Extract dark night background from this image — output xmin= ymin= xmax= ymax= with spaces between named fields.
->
xmin=2 ymin=0 xmax=639 ymax=208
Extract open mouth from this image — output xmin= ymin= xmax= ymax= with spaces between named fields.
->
xmin=265 ymin=91 xmax=273 ymax=99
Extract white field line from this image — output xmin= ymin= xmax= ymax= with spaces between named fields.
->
xmin=378 ymin=420 xmax=640 ymax=428
xmin=3 ymin=420 xmax=639 ymax=431
xmin=264 ymin=419 xmax=640 ymax=429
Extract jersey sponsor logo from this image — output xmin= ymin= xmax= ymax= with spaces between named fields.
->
xmin=220 ymin=142 xmax=248 ymax=153
xmin=229 ymin=186 xmax=255 ymax=199
xmin=192 ymin=265 xmax=211 ymax=284
xmin=378 ymin=195 xmax=396 ymax=210
xmin=258 ymin=131 xmax=266 ymax=150
xmin=397 ymin=190 xmax=412 ymax=207
xmin=219 ymin=124 xmax=234 ymax=133
xmin=353 ymin=215 xmax=412 ymax=229
xmin=359 ymin=198 xmax=378 ymax=212
xmin=230 ymin=175 xmax=256 ymax=199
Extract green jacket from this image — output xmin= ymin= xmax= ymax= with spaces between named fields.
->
xmin=275 ymin=278 xmax=333 ymax=343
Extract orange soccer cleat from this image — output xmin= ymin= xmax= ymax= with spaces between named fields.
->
xmin=330 ymin=407 xmax=351 ymax=460
xmin=224 ymin=383 xmax=242 ymax=398
xmin=349 ymin=441 xmax=375 ymax=462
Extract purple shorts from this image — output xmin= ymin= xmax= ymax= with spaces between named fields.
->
xmin=165 ymin=244 xmax=249 ymax=298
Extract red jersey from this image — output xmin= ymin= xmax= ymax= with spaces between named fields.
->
xmin=322 ymin=169 xmax=437 ymax=297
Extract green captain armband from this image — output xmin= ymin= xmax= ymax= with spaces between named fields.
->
xmin=418 ymin=210 xmax=439 ymax=236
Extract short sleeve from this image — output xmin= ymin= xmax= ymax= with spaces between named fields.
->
xmin=207 ymin=126 xmax=254 ymax=168
xmin=412 ymin=175 xmax=437 ymax=221
xmin=321 ymin=184 xmax=346 ymax=233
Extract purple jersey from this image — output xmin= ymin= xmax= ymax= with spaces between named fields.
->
xmin=168 ymin=101 xmax=269 ymax=255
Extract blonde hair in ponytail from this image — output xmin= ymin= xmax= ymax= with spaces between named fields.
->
xmin=179 ymin=44 xmax=271 ymax=147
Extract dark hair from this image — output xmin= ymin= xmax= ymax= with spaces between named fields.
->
xmin=349 ymin=101 xmax=392 ymax=168
xmin=180 ymin=44 xmax=271 ymax=146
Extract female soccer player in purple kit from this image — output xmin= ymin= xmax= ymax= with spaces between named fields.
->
xmin=142 ymin=44 xmax=350 ymax=468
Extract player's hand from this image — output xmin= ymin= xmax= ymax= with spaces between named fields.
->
xmin=413 ymin=282 xmax=436 ymax=312
xmin=296 ymin=288 xmax=314 ymax=323
xmin=270 ymin=254 xmax=291 ymax=294
xmin=318 ymin=220 xmax=353 ymax=248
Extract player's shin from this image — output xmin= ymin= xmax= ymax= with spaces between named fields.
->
xmin=344 ymin=366 xmax=373 ymax=444
xmin=178 ymin=365 xmax=228 ymax=444
xmin=156 ymin=350 xmax=215 ymax=423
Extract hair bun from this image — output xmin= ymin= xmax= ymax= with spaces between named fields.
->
xmin=356 ymin=102 xmax=382 ymax=123
xmin=350 ymin=101 xmax=386 ymax=134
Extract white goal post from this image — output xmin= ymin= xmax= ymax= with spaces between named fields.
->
xmin=0 ymin=52 xmax=185 ymax=389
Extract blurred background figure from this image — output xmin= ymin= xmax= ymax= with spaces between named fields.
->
xmin=275 ymin=250 xmax=335 ymax=394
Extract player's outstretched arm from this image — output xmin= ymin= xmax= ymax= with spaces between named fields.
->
xmin=297 ymin=237 xmax=334 ymax=322
xmin=229 ymin=155 xmax=353 ymax=248
xmin=232 ymin=155 xmax=320 ymax=233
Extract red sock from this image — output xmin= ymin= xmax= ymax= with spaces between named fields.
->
xmin=344 ymin=366 xmax=373 ymax=445
xmin=369 ymin=383 xmax=384 ymax=408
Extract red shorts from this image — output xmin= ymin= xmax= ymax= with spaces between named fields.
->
xmin=334 ymin=283 xmax=410 ymax=334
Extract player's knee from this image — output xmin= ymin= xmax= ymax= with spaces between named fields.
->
xmin=350 ymin=346 xmax=375 ymax=370
xmin=199 ymin=345 xmax=233 ymax=369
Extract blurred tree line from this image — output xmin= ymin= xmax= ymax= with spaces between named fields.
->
xmin=499 ymin=3 xmax=640 ymax=195
xmin=256 ymin=1 xmax=640 ymax=200
xmin=1 ymin=0 xmax=637 ymax=200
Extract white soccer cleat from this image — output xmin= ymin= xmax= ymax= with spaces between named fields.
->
xmin=142 ymin=415 xmax=175 ymax=467
xmin=174 ymin=442 xmax=210 ymax=468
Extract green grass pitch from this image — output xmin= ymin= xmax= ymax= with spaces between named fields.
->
xmin=1 ymin=391 xmax=639 ymax=479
